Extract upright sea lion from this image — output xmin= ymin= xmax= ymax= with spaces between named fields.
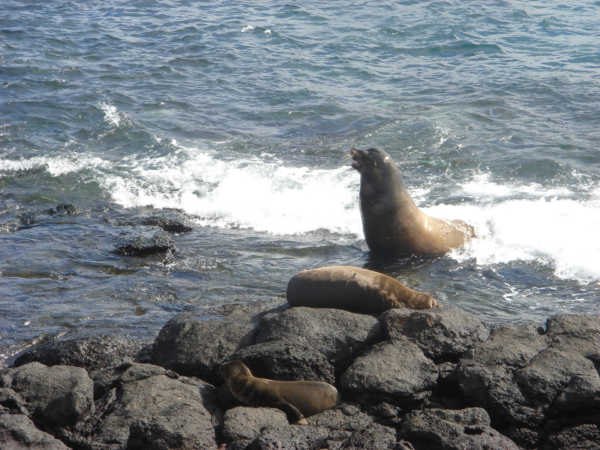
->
xmin=350 ymin=147 xmax=474 ymax=256
xmin=287 ymin=265 xmax=438 ymax=313
xmin=220 ymin=360 xmax=339 ymax=425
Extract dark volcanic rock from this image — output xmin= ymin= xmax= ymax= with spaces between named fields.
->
xmin=229 ymin=340 xmax=335 ymax=384
xmin=141 ymin=215 xmax=193 ymax=233
xmin=0 ymin=414 xmax=69 ymax=450
xmin=92 ymin=374 xmax=217 ymax=449
xmin=457 ymin=318 xmax=600 ymax=447
xmin=457 ymin=323 xmax=548 ymax=427
xmin=307 ymin=404 xmax=374 ymax=442
xmin=14 ymin=333 xmax=149 ymax=371
xmin=341 ymin=337 xmax=438 ymax=408
xmin=515 ymin=347 xmax=600 ymax=416
xmin=247 ymin=425 xmax=329 ymax=450
xmin=256 ymin=307 xmax=382 ymax=368
xmin=545 ymin=314 xmax=600 ymax=368
xmin=380 ymin=306 xmax=489 ymax=361
xmin=44 ymin=204 xmax=84 ymax=216
xmin=541 ymin=424 xmax=600 ymax=450
xmin=153 ymin=304 xmax=272 ymax=383
xmin=2 ymin=362 xmax=94 ymax=428
xmin=0 ymin=387 xmax=28 ymax=415
xmin=114 ymin=231 xmax=176 ymax=257
xmin=341 ymin=422 xmax=397 ymax=449
xmin=222 ymin=407 xmax=288 ymax=443
xmin=399 ymin=407 xmax=520 ymax=450
xmin=89 ymin=362 xmax=180 ymax=399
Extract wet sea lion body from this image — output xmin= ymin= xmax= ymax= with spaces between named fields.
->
xmin=221 ymin=360 xmax=339 ymax=425
xmin=350 ymin=147 xmax=474 ymax=256
xmin=287 ymin=265 xmax=438 ymax=313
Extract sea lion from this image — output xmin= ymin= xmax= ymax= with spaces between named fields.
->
xmin=349 ymin=147 xmax=474 ymax=256
xmin=220 ymin=360 xmax=339 ymax=425
xmin=287 ymin=265 xmax=439 ymax=313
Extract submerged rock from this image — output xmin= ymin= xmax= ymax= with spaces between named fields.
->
xmin=141 ymin=214 xmax=193 ymax=233
xmin=114 ymin=231 xmax=176 ymax=257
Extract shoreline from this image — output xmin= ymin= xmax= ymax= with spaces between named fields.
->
xmin=2 ymin=300 xmax=599 ymax=449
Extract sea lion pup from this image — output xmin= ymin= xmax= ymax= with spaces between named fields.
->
xmin=287 ymin=266 xmax=438 ymax=313
xmin=220 ymin=360 xmax=339 ymax=425
xmin=349 ymin=147 xmax=474 ymax=256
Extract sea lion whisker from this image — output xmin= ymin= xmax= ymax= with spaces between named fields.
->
xmin=341 ymin=152 xmax=354 ymax=162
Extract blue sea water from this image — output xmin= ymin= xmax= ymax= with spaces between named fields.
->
xmin=1 ymin=0 xmax=600 ymax=364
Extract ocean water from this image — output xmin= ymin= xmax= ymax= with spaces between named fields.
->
xmin=1 ymin=0 xmax=600 ymax=364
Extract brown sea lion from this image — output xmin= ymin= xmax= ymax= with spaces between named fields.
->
xmin=287 ymin=265 xmax=439 ymax=313
xmin=220 ymin=360 xmax=339 ymax=425
xmin=349 ymin=147 xmax=474 ymax=256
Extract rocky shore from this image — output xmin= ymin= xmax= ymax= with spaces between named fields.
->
xmin=2 ymin=301 xmax=600 ymax=449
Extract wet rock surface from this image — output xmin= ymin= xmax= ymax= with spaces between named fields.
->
xmin=14 ymin=333 xmax=150 ymax=371
xmin=114 ymin=230 xmax=177 ymax=257
xmin=4 ymin=302 xmax=600 ymax=450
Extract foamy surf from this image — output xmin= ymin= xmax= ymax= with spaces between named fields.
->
xmin=3 ymin=149 xmax=599 ymax=282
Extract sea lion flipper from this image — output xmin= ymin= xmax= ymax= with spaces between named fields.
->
xmin=272 ymin=400 xmax=305 ymax=424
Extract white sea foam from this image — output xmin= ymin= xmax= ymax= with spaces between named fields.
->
xmin=4 ymin=147 xmax=600 ymax=282
xmin=0 ymin=154 xmax=108 ymax=176
xmin=99 ymin=102 xmax=123 ymax=127
xmin=436 ymin=197 xmax=600 ymax=283
xmin=98 ymin=148 xmax=362 ymax=236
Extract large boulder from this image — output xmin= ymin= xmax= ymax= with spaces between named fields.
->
xmin=341 ymin=337 xmax=438 ymax=408
xmin=0 ymin=388 xmax=28 ymax=415
xmin=341 ymin=422 xmax=397 ymax=449
xmin=545 ymin=314 xmax=600 ymax=368
xmin=2 ymin=362 xmax=94 ymax=427
xmin=247 ymin=425 xmax=329 ymax=450
xmin=14 ymin=333 xmax=149 ymax=371
xmin=229 ymin=340 xmax=335 ymax=384
xmin=0 ymin=414 xmax=69 ymax=450
xmin=256 ymin=307 xmax=382 ymax=369
xmin=153 ymin=304 xmax=273 ymax=382
xmin=457 ymin=319 xmax=600 ymax=448
xmin=399 ymin=408 xmax=520 ymax=450
xmin=540 ymin=423 xmax=600 ymax=450
xmin=380 ymin=306 xmax=489 ymax=361
xmin=222 ymin=407 xmax=288 ymax=445
xmin=457 ymin=323 xmax=548 ymax=427
xmin=307 ymin=404 xmax=374 ymax=442
xmin=92 ymin=374 xmax=217 ymax=449
xmin=89 ymin=362 xmax=180 ymax=399
xmin=515 ymin=347 xmax=600 ymax=416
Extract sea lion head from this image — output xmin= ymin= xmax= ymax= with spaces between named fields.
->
xmin=220 ymin=360 xmax=252 ymax=381
xmin=349 ymin=147 xmax=402 ymax=185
